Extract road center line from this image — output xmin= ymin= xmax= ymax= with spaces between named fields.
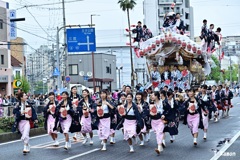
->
xmin=210 ymin=130 xmax=240 ymax=160
xmin=62 ymin=148 xmax=101 ymax=160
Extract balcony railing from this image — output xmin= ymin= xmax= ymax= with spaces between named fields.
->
xmin=158 ymin=0 xmax=183 ymax=5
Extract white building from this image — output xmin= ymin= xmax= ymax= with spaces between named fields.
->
xmin=95 ymin=29 xmax=148 ymax=89
xmin=0 ymin=1 xmax=13 ymax=95
xmin=143 ymin=0 xmax=194 ymax=40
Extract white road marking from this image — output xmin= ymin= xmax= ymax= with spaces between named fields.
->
xmin=210 ymin=130 xmax=240 ymax=160
xmin=63 ymin=148 xmax=101 ymax=160
xmin=0 ymin=134 xmax=49 ymax=146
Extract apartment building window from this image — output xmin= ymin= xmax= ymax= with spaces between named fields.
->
xmin=163 ymin=7 xmax=170 ymax=14
xmin=1 ymin=55 xmax=4 ymax=65
xmin=106 ymin=66 xmax=110 ymax=74
xmin=16 ymin=71 xmax=20 ymax=78
xmin=185 ymin=12 xmax=189 ymax=19
xmin=69 ymin=64 xmax=78 ymax=75
xmin=185 ymin=24 xmax=189 ymax=31
xmin=0 ymin=19 xmax=3 ymax=29
xmin=176 ymin=7 xmax=180 ymax=14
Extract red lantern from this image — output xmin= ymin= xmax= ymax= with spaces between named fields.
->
xmin=139 ymin=50 xmax=144 ymax=57
xmin=182 ymin=41 xmax=186 ymax=48
xmin=197 ymin=48 xmax=202 ymax=55
xmin=152 ymin=43 xmax=156 ymax=50
xmin=192 ymin=45 xmax=197 ymax=53
xmin=187 ymin=43 xmax=192 ymax=51
xmin=144 ymin=48 xmax=148 ymax=53
xmin=148 ymin=46 xmax=152 ymax=52
xmin=156 ymin=39 xmax=160 ymax=46
xmin=177 ymin=38 xmax=181 ymax=45
xmin=160 ymin=38 xmax=165 ymax=43
xmin=172 ymin=37 xmax=177 ymax=44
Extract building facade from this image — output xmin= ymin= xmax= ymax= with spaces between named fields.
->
xmin=222 ymin=36 xmax=240 ymax=56
xmin=68 ymin=53 xmax=117 ymax=91
xmin=143 ymin=0 xmax=194 ymax=40
xmin=0 ymin=1 xmax=13 ymax=95
xmin=26 ymin=45 xmax=54 ymax=93
xmin=10 ymin=37 xmax=26 ymax=76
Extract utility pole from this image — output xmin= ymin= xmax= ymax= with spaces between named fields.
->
xmin=62 ymin=0 xmax=69 ymax=89
xmin=229 ymin=55 xmax=232 ymax=87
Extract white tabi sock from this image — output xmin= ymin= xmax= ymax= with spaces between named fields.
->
xmin=204 ymin=132 xmax=207 ymax=138
xmin=193 ymin=138 xmax=197 ymax=143
xmin=158 ymin=144 xmax=163 ymax=151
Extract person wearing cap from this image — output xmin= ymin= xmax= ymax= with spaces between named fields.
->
xmin=151 ymin=63 xmax=161 ymax=90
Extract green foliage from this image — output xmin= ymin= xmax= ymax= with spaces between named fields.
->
xmin=14 ymin=76 xmax=30 ymax=93
xmin=223 ymin=64 xmax=238 ymax=82
xmin=0 ymin=117 xmax=15 ymax=132
xmin=0 ymin=115 xmax=44 ymax=134
xmin=34 ymin=81 xmax=48 ymax=95
xmin=207 ymin=56 xmax=221 ymax=82
xmin=118 ymin=0 xmax=137 ymax=11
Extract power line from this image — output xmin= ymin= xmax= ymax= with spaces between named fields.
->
xmin=25 ymin=7 xmax=56 ymax=41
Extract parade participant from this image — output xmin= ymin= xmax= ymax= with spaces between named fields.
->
xmin=161 ymin=66 xmax=172 ymax=88
xmin=183 ymin=89 xmax=207 ymax=145
xmin=12 ymin=92 xmax=38 ymax=154
xmin=211 ymin=85 xmax=219 ymax=122
xmin=150 ymin=63 xmax=161 ymax=90
xmin=132 ymin=21 xmax=143 ymax=43
xmin=70 ymin=86 xmax=81 ymax=141
xmin=107 ymin=91 xmax=117 ymax=144
xmin=222 ymin=86 xmax=233 ymax=117
xmin=78 ymin=89 xmax=95 ymax=145
xmin=54 ymin=91 xmax=74 ymax=150
xmin=135 ymin=92 xmax=150 ymax=145
xmin=142 ymin=25 xmax=153 ymax=41
xmin=150 ymin=91 xmax=168 ymax=155
xmin=198 ymin=85 xmax=211 ymax=140
xmin=171 ymin=65 xmax=182 ymax=89
xmin=207 ymin=24 xmax=215 ymax=50
xmin=122 ymin=93 xmax=143 ymax=152
xmin=200 ymin=19 xmax=208 ymax=52
xmin=164 ymin=91 xmax=180 ymax=143
xmin=181 ymin=65 xmax=192 ymax=90
xmin=43 ymin=92 xmax=59 ymax=146
xmin=163 ymin=86 xmax=169 ymax=92
xmin=97 ymin=90 xmax=115 ymax=151
xmin=117 ymin=85 xmax=126 ymax=101
xmin=175 ymin=13 xmax=185 ymax=35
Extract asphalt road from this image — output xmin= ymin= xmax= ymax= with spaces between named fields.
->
xmin=1 ymin=97 xmax=240 ymax=160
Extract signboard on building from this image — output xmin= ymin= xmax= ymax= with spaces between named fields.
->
xmin=9 ymin=10 xmax=17 ymax=40
xmin=0 ymin=76 xmax=8 ymax=82
xmin=13 ymin=79 xmax=23 ymax=88
xmin=67 ymin=28 xmax=96 ymax=53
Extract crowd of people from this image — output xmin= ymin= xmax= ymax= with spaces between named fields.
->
xmin=11 ymin=82 xmax=234 ymax=155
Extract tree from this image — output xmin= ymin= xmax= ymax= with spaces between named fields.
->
xmin=223 ymin=64 xmax=238 ymax=82
xmin=206 ymin=55 xmax=221 ymax=82
xmin=14 ymin=76 xmax=30 ymax=93
xmin=118 ymin=0 xmax=137 ymax=88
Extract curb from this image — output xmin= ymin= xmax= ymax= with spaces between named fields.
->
xmin=0 ymin=127 xmax=46 ymax=143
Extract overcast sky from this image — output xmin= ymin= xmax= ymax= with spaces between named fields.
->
xmin=3 ymin=0 xmax=240 ymax=52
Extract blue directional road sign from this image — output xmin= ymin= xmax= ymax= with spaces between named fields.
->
xmin=67 ymin=28 xmax=96 ymax=52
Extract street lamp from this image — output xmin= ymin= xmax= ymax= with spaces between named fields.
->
xmin=90 ymin=14 xmax=100 ymax=93
xmin=116 ymin=66 xmax=123 ymax=89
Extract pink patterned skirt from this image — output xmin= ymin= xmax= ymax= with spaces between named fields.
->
xmin=123 ymin=119 xmax=136 ymax=140
xmin=18 ymin=120 xmax=30 ymax=144
xmin=98 ymin=117 xmax=111 ymax=140
xmin=187 ymin=113 xmax=199 ymax=134
xmin=60 ymin=114 xmax=72 ymax=133
xmin=81 ymin=115 xmax=92 ymax=134
xmin=151 ymin=119 xmax=164 ymax=145
xmin=47 ymin=115 xmax=57 ymax=135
